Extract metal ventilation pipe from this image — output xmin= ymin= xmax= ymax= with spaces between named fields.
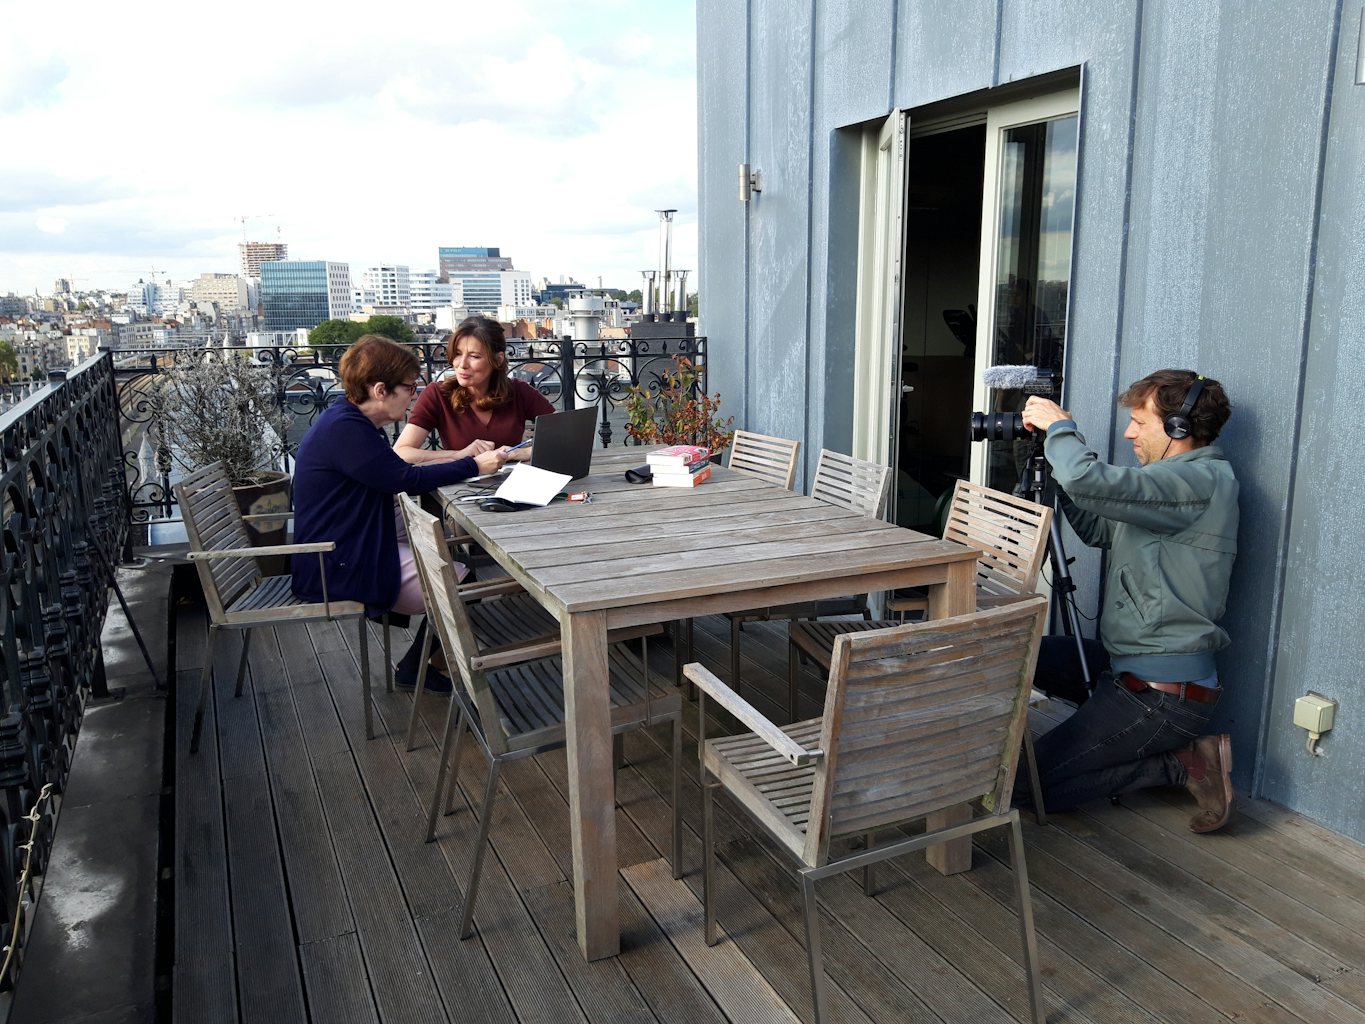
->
xmin=673 ymin=270 xmax=689 ymax=318
xmin=656 ymin=209 xmax=676 ymax=313
xmin=640 ymin=270 xmax=656 ymax=316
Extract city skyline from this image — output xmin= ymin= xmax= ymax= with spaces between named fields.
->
xmin=0 ymin=0 xmax=698 ymax=296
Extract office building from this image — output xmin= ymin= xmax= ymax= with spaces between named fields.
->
xmin=360 ymin=265 xmax=411 ymax=311
xmin=260 ymin=261 xmax=352 ymax=330
xmin=188 ymin=273 xmax=252 ymax=312
xmin=409 ymin=271 xmax=461 ymax=312
xmin=437 ymin=246 xmax=512 ymax=277
xmin=239 ymin=241 xmax=289 ymax=279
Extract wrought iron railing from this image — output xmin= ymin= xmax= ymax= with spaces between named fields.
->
xmin=112 ymin=335 xmax=707 ymax=523
xmin=0 ymin=353 xmax=129 ymax=988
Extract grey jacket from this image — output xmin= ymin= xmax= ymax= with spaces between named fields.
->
xmin=1044 ymin=420 xmax=1239 ymax=682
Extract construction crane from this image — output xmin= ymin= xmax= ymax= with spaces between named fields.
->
xmin=234 ymin=213 xmax=276 ymax=241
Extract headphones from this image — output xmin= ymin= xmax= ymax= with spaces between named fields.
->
xmin=1162 ymin=374 xmax=1206 ymax=440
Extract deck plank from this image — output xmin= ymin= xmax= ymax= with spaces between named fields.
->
xmin=172 ymin=604 xmax=1365 ymax=1024
xmin=222 ymin=770 xmax=310 ymax=1023
xmin=311 ymin=750 xmax=450 ymax=1024
xmin=298 ymin=933 xmax=381 ymax=1024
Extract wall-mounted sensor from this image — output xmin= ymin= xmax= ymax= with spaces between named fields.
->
xmin=1294 ymin=691 xmax=1338 ymax=756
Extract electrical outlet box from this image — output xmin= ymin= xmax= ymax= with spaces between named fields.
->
xmin=1294 ymin=692 xmax=1337 ymax=734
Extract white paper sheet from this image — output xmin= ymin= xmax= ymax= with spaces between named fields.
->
xmin=493 ymin=463 xmax=571 ymax=506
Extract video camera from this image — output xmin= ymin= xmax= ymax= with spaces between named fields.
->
xmin=968 ymin=365 xmax=1062 ymax=443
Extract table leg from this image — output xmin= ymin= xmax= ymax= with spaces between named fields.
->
xmin=927 ymin=558 xmax=976 ymax=618
xmin=562 ymin=609 xmax=619 ymax=959
xmin=926 ymin=558 xmax=977 ymax=874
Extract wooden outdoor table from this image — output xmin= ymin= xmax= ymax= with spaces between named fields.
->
xmin=438 ymin=449 xmax=980 ymax=960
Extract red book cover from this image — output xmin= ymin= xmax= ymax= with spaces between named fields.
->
xmin=646 ymin=444 xmax=711 ymax=468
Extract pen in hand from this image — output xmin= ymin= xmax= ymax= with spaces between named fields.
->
xmin=506 ymin=439 xmax=532 ymax=453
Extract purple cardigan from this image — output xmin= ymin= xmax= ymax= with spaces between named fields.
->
xmin=290 ymin=399 xmax=478 ymax=615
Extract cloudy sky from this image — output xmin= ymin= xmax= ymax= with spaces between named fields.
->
xmin=0 ymin=0 xmax=697 ymax=296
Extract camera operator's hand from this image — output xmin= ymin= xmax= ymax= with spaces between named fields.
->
xmin=1022 ymin=396 xmax=1072 ymax=433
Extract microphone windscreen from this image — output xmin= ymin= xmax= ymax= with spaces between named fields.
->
xmin=982 ymin=364 xmax=1043 ymax=390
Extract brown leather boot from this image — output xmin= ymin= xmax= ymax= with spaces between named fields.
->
xmin=1183 ymin=734 xmax=1234 ymax=833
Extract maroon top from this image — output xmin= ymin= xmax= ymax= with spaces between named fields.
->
xmin=407 ymin=378 xmax=556 ymax=452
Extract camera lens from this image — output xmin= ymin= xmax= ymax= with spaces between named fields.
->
xmin=970 ymin=411 xmax=1029 ymax=442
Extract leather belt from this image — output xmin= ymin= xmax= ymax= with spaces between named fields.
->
xmin=1120 ymin=671 xmax=1220 ymax=705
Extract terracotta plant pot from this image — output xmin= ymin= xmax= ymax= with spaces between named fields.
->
xmin=232 ymin=470 xmax=292 ymax=576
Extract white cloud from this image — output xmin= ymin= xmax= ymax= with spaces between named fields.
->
xmin=0 ymin=0 xmax=697 ymax=294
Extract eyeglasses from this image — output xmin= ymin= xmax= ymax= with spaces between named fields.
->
xmin=391 ymin=381 xmax=419 ymax=396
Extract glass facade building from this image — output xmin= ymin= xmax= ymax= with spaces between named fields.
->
xmin=260 ymin=261 xmax=351 ymax=330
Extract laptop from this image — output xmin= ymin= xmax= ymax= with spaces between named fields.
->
xmin=528 ymin=406 xmax=597 ymax=480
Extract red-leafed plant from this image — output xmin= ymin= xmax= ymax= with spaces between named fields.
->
xmin=624 ymin=356 xmax=733 ymax=453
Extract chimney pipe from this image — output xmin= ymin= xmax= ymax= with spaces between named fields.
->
xmin=640 ymin=270 xmax=656 ymax=316
xmin=656 ymin=209 xmax=676 ymax=313
xmin=673 ymin=270 xmax=689 ymax=317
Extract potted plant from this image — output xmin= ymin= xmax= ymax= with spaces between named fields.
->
xmin=623 ymin=355 xmax=734 ymax=454
xmin=157 ymin=345 xmax=294 ymax=562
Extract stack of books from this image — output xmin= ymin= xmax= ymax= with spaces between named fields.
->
xmin=646 ymin=445 xmax=714 ymax=488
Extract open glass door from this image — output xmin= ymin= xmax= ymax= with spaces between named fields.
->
xmin=969 ymin=92 xmax=1080 ymax=492
xmin=852 ymin=109 xmax=909 ymax=495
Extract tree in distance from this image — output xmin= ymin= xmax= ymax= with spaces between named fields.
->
xmin=308 ymin=316 xmax=414 ymax=349
xmin=0 ymin=340 xmax=18 ymax=382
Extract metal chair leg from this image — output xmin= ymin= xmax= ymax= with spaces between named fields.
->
xmin=233 ymin=629 xmax=253 ymax=698
xmin=1023 ymin=728 xmax=1048 ymax=826
xmin=671 ymin=715 xmax=683 ymax=879
xmin=801 ymin=873 xmax=829 ymax=1024
xmin=358 ymin=617 xmax=373 ymax=740
xmin=702 ymin=775 xmax=718 ymax=945
xmin=382 ymin=615 xmax=393 ymax=693
xmin=862 ymin=831 xmax=875 ymax=896
xmin=444 ymin=710 xmax=469 ymax=816
xmin=403 ymin=622 xmax=436 ymax=752
xmin=190 ymin=624 xmax=219 ymax=754
xmin=459 ymin=758 xmax=502 ymax=939
xmin=426 ymin=703 xmax=463 ymax=841
xmin=1008 ymin=812 xmax=1046 ymax=1024
xmin=730 ymin=615 xmax=741 ymax=693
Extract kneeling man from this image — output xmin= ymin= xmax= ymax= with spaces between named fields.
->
xmin=1022 ymin=369 xmax=1239 ymax=832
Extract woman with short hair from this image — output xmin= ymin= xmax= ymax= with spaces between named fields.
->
xmin=394 ymin=315 xmax=555 ymax=464
xmin=291 ymin=335 xmax=507 ymax=686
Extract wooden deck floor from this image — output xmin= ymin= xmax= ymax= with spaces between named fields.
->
xmin=172 ymin=601 xmax=1365 ymax=1024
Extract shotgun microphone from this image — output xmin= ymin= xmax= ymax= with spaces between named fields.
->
xmin=981 ymin=364 xmax=1061 ymax=394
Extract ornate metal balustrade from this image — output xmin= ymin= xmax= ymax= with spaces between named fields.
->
xmin=112 ymin=334 xmax=707 ymax=524
xmin=0 ymin=353 xmax=129 ymax=988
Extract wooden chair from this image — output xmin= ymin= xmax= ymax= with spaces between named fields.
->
xmin=399 ymin=521 xmax=663 ymax=752
xmin=689 ymin=598 xmax=1049 ymax=1024
xmin=398 ymin=494 xmax=684 ymax=939
xmin=787 ymin=480 xmax=1054 ymax=817
xmin=670 ymin=429 xmax=804 ymax=687
xmin=887 ymin=479 xmax=1053 ymax=618
xmin=725 ymin=449 xmax=892 ymax=696
xmin=176 ymin=461 xmax=384 ymax=752
xmin=727 ymin=429 xmax=801 ymax=489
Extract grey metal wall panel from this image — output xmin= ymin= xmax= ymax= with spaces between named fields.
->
xmin=808 ymin=0 xmax=898 ymax=484
xmin=998 ymin=2 xmax=1143 ymax=625
xmin=1121 ymin=0 xmax=1338 ymax=786
xmin=698 ymin=0 xmax=1359 ymax=835
xmin=697 ymin=0 xmax=750 ymax=423
xmin=894 ymin=0 xmax=998 ymax=105
xmin=744 ymin=0 xmax=816 ymax=442
xmin=1261 ymin=1 xmax=1365 ymax=839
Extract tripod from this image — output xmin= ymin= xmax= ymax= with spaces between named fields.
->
xmin=1018 ymin=443 xmax=1092 ymax=689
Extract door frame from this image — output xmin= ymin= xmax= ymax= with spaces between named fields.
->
xmin=851 ymin=109 xmax=908 ymax=479
xmin=968 ymin=89 xmax=1081 ymax=484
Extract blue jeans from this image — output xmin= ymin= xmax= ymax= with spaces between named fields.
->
xmin=1027 ymin=671 xmax=1217 ymax=812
